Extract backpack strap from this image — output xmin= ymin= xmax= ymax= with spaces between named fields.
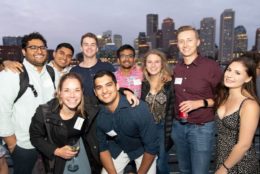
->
xmin=46 ymin=65 xmax=56 ymax=89
xmin=14 ymin=65 xmax=56 ymax=104
xmin=14 ymin=66 xmax=29 ymax=103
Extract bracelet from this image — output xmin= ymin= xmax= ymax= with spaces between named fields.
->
xmin=222 ymin=163 xmax=230 ymax=172
xmin=203 ymin=99 xmax=208 ymax=108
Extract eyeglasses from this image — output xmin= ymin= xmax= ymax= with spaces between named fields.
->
xmin=119 ymin=54 xmax=134 ymax=59
xmin=26 ymin=45 xmax=48 ymax=51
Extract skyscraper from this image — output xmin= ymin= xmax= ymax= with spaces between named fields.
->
xmin=113 ymin=34 xmax=122 ymax=49
xmin=156 ymin=29 xmax=163 ymax=49
xmin=162 ymin=18 xmax=175 ymax=51
xmin=146 ymin=14 xmax=158 ymax=49
xmin=138 ymin=32 xmax=149 ymax=57
xmin=219 ymin=9 xmax=235 ymax=63
xmin=200 ymin=17 xmax=216 ymax=59
xmin=234 ymin=25 xmax=248 ymax=58
xmin=255 ymin=28 xmax=260 ymax=52
xmin=102 ymin=30 xmax=112 ymax=44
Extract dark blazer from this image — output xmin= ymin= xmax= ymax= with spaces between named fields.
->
xmin=29 ymin=96 xmax=101 ymax=174
xmin=141 ymin=79 xmax=175 ymax=151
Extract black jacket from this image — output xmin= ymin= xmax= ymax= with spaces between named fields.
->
xmin=141 ymin=80 xmax=175 ymax=151
xmin=29 ymin=96 xmax=101 ymax=174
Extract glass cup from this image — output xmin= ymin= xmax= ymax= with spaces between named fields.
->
xmin=67 ymin=139 xmax=80 ymax=172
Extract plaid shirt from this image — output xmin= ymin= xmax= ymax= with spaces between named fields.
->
xmin=115 ymin=65 xmax=143 ymax=98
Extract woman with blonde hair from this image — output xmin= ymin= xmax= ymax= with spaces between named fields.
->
xmin=30 ymin=72 xmax=93 ymax=174
xmin=141 ymin=49 xmax=174 ymax=174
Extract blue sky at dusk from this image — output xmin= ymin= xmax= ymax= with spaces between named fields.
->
xmin=0 ymin=0 xmax=259 ymax=53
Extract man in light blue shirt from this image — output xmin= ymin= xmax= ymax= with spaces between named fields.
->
xmin=0 ymin=32 xmax=55 ymax=174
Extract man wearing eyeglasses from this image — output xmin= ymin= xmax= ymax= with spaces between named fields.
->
xmin=115 ymin=44 xmax=143 ymax=98
xmin=1 ymin=42 xmax=74 ymax=87
xmin=0 ymin=32 xmax=55 ymax=174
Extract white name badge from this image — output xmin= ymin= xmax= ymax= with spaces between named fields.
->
xmin=73 ymin=117 xmax=85 ymax=130
xmin=106 ymin=130 xmax=117 ymax=137
xmin=174 ymin=77 xmax=183 ymax=85
xmin=133 ymin=79 xmax=142 ymax=85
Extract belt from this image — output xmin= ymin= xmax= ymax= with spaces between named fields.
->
xmin=175 ymin=119 xmax=205 ymax=126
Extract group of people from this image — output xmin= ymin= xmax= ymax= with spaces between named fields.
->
xmin=0 ymin=25 xmax=259 ymax=174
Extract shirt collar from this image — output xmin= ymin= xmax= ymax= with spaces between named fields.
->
xmin=181 ymin=55 xmax=202 ymax=67
xmin=100 ymin=94 xmax=129 ymax=114
xmin=117 ymin=65 xmax=138 ymax=76
xmin=23 ymin=58 xmax=47 ymax=74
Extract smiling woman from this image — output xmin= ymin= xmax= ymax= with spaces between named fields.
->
xmin=214 ymin=56 xmax=260 ymax=174
xmin=29 ymin=72 xmax=93 ymax=174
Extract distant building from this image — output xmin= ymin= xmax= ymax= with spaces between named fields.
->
xmin=0 ymin=45 xmax=23 ymax=62
xmin=146 ymin=14 xmax=158 ymax=49
xmin=102 ymin=30 xmax=112 ymax=45
xmin=219 ymin=9 xmax=235 ymax=63
xmin=162 ymin=18 xmax=175 ymax=51
xmin=255 ymin=28 xmax=260 ymax=52
xmin=137 ymin=32 xmax=149 ymax=58
xmin=156 ymin=29 xmax=163 ymax=49
xmin=234 ymin=25 xmax=248 ymax=58
xmin=113 ymin=34 xmax=122 ymax=49
xmin=99 ymin=43 xmax=118 ymax=60
xmin=134 ymin=38 xmax=139 ymax=50
xmin=168 ymin=38 xmax=179 ymax=60
xmin=200 ymin=17 xmax=216 ymax=60
xmin=2 ymin=36 xmax=22 ymax=46
xmin=97 ymin=34 xmax=105 ymax=48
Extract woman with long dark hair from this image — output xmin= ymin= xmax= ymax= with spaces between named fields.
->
xmin=215 ymin=56 xmax=259 ymax=174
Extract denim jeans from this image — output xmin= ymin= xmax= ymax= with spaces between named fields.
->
xmin=156 ymin=122 xmax=170 ymax=174
xmin=171 ymin=120 xmax=215 ymax=174
xmin=11 ymin=145 xmax=38 ymax=174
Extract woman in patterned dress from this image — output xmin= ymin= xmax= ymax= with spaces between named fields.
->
xmin=214 ymin=56 xmax=260 ymax=174
xmin=141 ymin=49 xmax=174 ymax=174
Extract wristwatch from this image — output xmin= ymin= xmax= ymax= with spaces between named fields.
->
xmin=203 ymin=99 xmax=208 ymax=108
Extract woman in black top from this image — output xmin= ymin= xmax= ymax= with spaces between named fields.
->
xmin=141 ymin=49 xmax=175 ymax=174
xmin=30 ymin=72 xmax=99 ymax=174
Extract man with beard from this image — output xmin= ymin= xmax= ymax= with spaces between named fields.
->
xmin=93 ymin=70 xmax=158 ymax=174
xmin=2 ymin=42 xmax=74 ymax=87
xmin=0 ymin=32 xmax=56 ymax=174
xmin=115 ymin=44 xmax=143 ymax=98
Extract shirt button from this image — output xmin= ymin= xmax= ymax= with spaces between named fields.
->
xmin=93 ymin=146 xmax=97 ymax=149
xmin=186 ymin=66 xmax=189 ymax=69
xmin=183 ymin=89 xmax=186 ymax=92
xmin=184 ymin=77 xmax=187 ymax=80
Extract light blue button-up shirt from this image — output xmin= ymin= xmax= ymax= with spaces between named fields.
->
xmin=0 ymin=58 xmax=55 ymax=149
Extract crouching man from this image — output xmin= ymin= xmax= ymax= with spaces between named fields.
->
xmin=93 ymin=70 xmax=158 ymax=174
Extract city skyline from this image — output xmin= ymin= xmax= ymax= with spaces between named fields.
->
xmin=0 ymin=0 xmax=259 ymax=53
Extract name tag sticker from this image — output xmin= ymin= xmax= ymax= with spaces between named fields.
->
xmin=106 ymin=130 xmax=117 ymax=137
xmin=74 ymin=117 xmax=85 ymax=130
xmin=133 ymin=79 xmax=141 ymax=85
xmin=175 ymin=78 xmax=183 ymax=85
